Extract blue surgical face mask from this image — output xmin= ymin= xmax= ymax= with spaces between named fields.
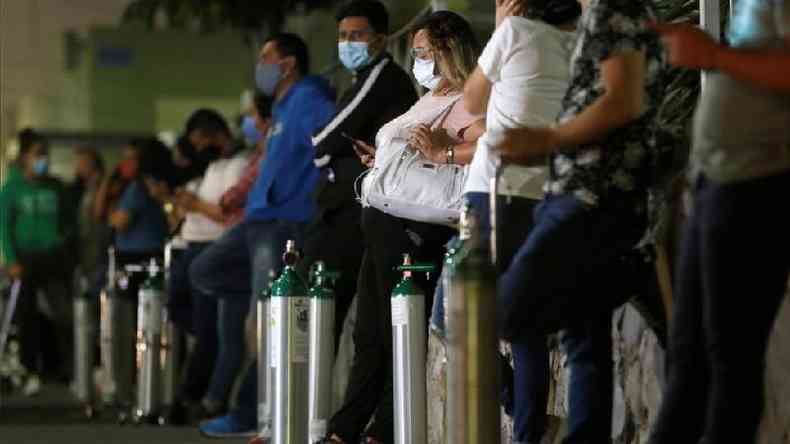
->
xmin=241 ymin=115 xmax=262 ymax=148
xmin=338 ymin=41 xmax=372 ymax=71
xmin=32 ymin=157 xmax=49 ymax=176
xmin=255 ymin=62 xmax=283 ymax=96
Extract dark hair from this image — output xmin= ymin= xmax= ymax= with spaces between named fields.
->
xmin=132 ymin=137 xmax=175 ymax=184
xmin=412 ymin=11 xmax=480 ymax=90
xmin=336 ymin=0 xmax=389 ymax=34
xmin=76 ymin=146 xmax=105 ymax=173
xmin=18 ymin=128 xmax=48 ymax=156
xmin=526 ymin=0 xmax=582 ymax=26
xmin=265 ymin=33 xmax=310 ymax=75
xmin=253 ymin=93 xmax=273 ymax=120
xmin=185 ymin=108 xmax=231 ymax=137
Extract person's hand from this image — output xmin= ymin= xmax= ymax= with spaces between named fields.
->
xmin=650 ymin=22 xmax=720 ymax=70
xmin=352 ymin=139 xmax=377 ymax=168
xmin=492 ymin=126 xmax=558 ymax=166
xmin=144 ymin=178 xmax=171 ymax=203
xmin=496 ymin=0 xmax=524 ymax=28
xmin=7 ymin=263 xmax=23 ymax=280
xmin=409 ymin=124 xmax=452 ymax=163
xmin=175 ymin=189 xmax=199 ymax=212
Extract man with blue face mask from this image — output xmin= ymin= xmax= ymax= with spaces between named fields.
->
xmin=304 ymin=0 xmax=417 ymax=364
xmin=191 ymin=33 xmax=337 ymax=439
xmin=0 ymin=129 xmax=76 ymax=394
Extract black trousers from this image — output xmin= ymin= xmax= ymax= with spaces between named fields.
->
xmin=329 ymin=207 xmax=454 ymax=443
xmin=16 ymin=249 xmax=74 ymax=377
xmin=303 ymin=200 xmax=366 ymax=352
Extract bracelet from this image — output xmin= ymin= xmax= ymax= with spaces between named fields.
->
xmin=445 ymin=144 xmax=455 ymax=164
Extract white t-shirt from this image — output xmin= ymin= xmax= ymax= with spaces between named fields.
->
xmin=464 ymin=17 xmax=576 ymax=198
xmin=181 ymin=152 xmax=248 ymax=242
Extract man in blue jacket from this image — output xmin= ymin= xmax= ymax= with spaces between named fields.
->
xmin=190 ymin=33 xmax=336 ymax=438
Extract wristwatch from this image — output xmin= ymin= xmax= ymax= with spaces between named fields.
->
xmin=445 ymin=144 xmax=455 ymax=164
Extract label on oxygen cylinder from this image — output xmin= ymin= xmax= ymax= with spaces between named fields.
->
xmin=291 ymin=297 xmax=309 ymax=363
xmin=391 ymin=297 xmax=409 ymax=326
xmin=270 ymin=298 xmax=281 ymax=368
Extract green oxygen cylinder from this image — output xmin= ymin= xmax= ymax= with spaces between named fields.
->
xmin=307 ymin=262 xmax=340 ymax=442
xmin=446 ymin=202 xmax=501 ymax=444
xmin=255 ymin=269 xmax=277 ymax=441
xmin=270 ymin=240 xmax=310 ymax=444
xmin=134 ymin=259 xmax=165 ymax=424
xmin=392 ymin=254 xmax=435 ymax=444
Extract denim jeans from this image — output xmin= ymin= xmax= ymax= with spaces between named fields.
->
xmin=190 ymin=219 xmax=307 ymax=426
xmin=499 ymin=193 xmax=646 ymax=444
xmin=167 ymin=242 xmax=217 ymax=403
xmin=650 ymin=171 xmax=790 ymax=444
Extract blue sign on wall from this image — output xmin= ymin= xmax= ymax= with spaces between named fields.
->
xmin=97 ymin=46 xmax=134 ymax=68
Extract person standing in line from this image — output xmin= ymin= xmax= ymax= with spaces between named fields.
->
xmin=649 ymin=1 xmax=790 ymax=443
xmin=459 ymin=0 xmax=581 ymax=442
xmin=493 ymin=0 xmax=667 ymax=442
xmin=191 ymin=33 xmax=336 ymax=438
xmin=164 ymin=109 xmax=252 ymax=424
xmin=304 ymin=0 xmax=418 ymax=352
xmin=0 ymin=129 xmax=76 ymax=395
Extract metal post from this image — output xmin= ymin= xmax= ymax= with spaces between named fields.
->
xmin=700 ymin=0 xmax=722 ymax=91
xmin=431 ymin=0 xmax=449 ymax=11
xmin=271 ymin=240 xmax=310 ymax=444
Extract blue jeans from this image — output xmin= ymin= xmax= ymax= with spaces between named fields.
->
xmin=499 ymin=194 xmax=646 ymax=444
xmin=430 ymin=192 xmax=550 ymax=443
xmin=190 ymin=219 xmax=307 ymax=426
xmin=168 ymin=242 xmax=218 ymax=403
xmin=650 ymin=172 xmax=790 ymax=444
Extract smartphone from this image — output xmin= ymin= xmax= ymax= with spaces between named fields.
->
xmin=343 ymin=132 xmax=375 ymax=154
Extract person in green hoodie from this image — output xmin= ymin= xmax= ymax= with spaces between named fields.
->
xmin=0 ymin=129 xmax=75 ymax=395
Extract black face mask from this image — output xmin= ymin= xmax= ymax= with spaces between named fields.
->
xmin=196 ymin=145 xmax=222 ymax=163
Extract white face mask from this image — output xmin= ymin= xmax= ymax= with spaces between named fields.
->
xmin=412 ymin=58 xmax=442 ymax=91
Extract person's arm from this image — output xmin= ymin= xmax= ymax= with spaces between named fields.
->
xmin=93 ymin=173 xmax=114 ymax=221
xmin=0 ymin=186 xmax=19 ymax=272
xmin=464 ymin=67 xmax=493 ymax=115
xmin=495 ymin=50 xmax=647 ymax=164
xmin=465 ymin=1 xmax=522 ymax=114
xmin=109 ymin=182 xmax=143 ymax=233
xmin=651 ymin=23 xmax=790 ymax=92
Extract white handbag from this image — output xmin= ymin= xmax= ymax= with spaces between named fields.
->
xmin=360 ymin=95 xmax=468 ymax=225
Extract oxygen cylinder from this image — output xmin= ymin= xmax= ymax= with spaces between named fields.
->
xmin=133 ymin=259 xmax=164 ymax=423
xmin=446 ymin=203 xmax=500 ymax=444
xmin=270 ymin=240 xmax=310 ymax=444
xmin=391 ymin=254 xmax=434 ymax=444
xmin=73 ymin=275 xmax=96 ymax=417
xmin=256 ymin=269 xmax=277 ymax=441
xmin=307 ymin=262 xmax=339 ymax=443
xmin=99 ymin=246 xmax=120 ymax=406
xmin=159 ymin=241 xmax=183 ymax=425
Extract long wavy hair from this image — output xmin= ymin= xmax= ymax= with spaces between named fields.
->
xmin=412 ymin=11 xmax=481 ymax=91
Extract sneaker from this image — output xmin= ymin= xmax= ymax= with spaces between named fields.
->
xmin=22 ymin=374 xmax=42 ymax=397
xmin=199 ymin=414 xmax=257 ymax=439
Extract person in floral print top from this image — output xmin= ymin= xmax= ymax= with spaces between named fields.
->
xmin=492 ymin=1 xmax=667 ymax=443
